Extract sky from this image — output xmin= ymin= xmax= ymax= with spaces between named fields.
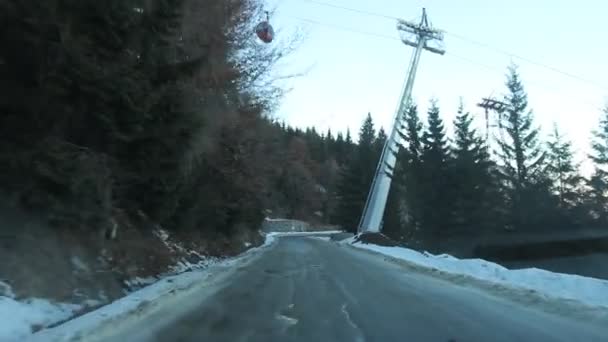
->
xmin=266 ymin=0 xmax=608 ymax=174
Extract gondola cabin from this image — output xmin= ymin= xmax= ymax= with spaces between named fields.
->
xmin=255 ymin=12 xmax=274 ymax=43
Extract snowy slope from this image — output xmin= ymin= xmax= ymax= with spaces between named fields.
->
xmin=266 ymin=230 xmax=342 ymax=238
xmin=20 ymin=231 xmax=340 ymax=341
xmin=26 ymin=270 xmax=218 ymax=342
xmin=1 ymin=231 xmax=277 ymax=342
xmin=351 ymin=241 xmax=608 ymax=309
xmin=0 ymin=293 xmax=79 ymax=342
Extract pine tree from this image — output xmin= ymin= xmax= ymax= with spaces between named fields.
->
xmin=323 ymin=128 xmax=335 ymax=163
xmin=375 ymin=127 xmax=388 ymax=155
xmin=359 ymin=114 xmax=375 ymax=145
xmin=422 ymin=100 xmax=450 ymax=167
xmin=334 ymin=132 xmax=346 ymax=164
xmin=401 ymin=105 xmax=424 ymax=167
xmin=345 ymin=128 xmax=353 ymax=146
xmin=587 ymin=106 xmax=608 ymax=223
xmin=420 ymin=100 xmax=452 ymax=240
xmin=333 ymin=114 xmax=378 ymax=232
xmin=386 ymin=105 xmax=425 ymax=240
xmin=451 ymin=102 xmax=495 ymax=232
xmin=545 ymin=124 xmax=582 ymax=210
xmin=326 ymin=128 xmax=334 ymax=141
xmin=496 ymin=65 xmax=547 ymax=229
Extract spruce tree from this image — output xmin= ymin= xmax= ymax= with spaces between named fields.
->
xmin=388 ymin=105 xmax=425 ymax=239
xmin=358 ymin=113 xmax=377 ymax=170
xmin=401 ymin=105 xmax=424 ymax=166
xmin=345 ymin=128 xmax=353 ymax=146
xmin=420 ymin=100 xmax=452 ymax=240
xmin=333 ymin=114 xmax=378 ymax=232
xmin=335 ymin=132 xmax=345 ymax=164
xmin=326 ymin=128 xmax=333 ymax=140
xmin=451 ymin=102 xmax=495 ymax=232
xmin=496 ymin=65 xmax=547 ymax=229
xmin=422 ymin=100 xmax=450 ymax=167
xmin=587 ymin=106 xmax=608 ymax=223
xmin=375 ymin=127 xmax=388 ymax=155
xmin=545 ymin=124 xmax=582 ymax=210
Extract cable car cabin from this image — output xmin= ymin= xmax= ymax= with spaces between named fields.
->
xmin=255 ymin=21 xmax=274 ymax=43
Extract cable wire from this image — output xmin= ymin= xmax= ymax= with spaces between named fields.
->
xmin=293 ymin=17 xmax=398 ymax=41
xmin=302 ymin=0 xmax=399 ymax=21
xmin=298 ymin=0 xmax=608 ymax=92
xmin=288 ymin=15 xmax=604 ymax=110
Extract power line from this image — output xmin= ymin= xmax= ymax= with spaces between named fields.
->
xmin=293 ymin=17 xmax=398 ymax=41
xmin=302 ymin=0 xmax=398 ymax=21
xmin=297 ymin=0 xmax=608 ymax=92
xmin=443 ymin=31 xmax=608 ymax=91
xmin=288 ymin=15 xmax=603 ymax=110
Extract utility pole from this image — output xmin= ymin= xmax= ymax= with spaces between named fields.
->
xmin=477 ymin=97 xmax=508 ymax=142
xmin=358 ymin=8 xmax=445 ymax=234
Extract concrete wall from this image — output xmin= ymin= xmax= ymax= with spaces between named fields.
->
xmin=261 ymin=218 xmax=311 ymax=233
xmin=261 ymin=218 xmax=342 ymax=233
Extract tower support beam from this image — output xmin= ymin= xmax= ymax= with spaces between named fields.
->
xmin=358 ymin=8 xmax=445 ymax=233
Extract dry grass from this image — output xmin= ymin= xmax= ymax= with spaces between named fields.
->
xmin=0 ymin=203 xmax=262 ymax=307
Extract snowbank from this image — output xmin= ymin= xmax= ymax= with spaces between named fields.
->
xmin=27 ymin=269 xmax=215 ymax=342
xmin=0 ymin=296 xmax=79 ymax=341
xmin=308 ymin=236 xmax=331 ymax=242
xmin=0 ymin=279 xmax=86 ymax=341
xmin=0 ymin=229 xmax=275 ymax=342
xmin=351 ymin=242 xmax=608 ymax=309
xmin=21 ymin=231 xmax=277 ymax=342
xmin=2 ymin=267 xmax=214 ymax=342
xmin=8 ymin=230 xmax=335 ymax=341
xmin=265 ymin=230 xmax=343 ymax=238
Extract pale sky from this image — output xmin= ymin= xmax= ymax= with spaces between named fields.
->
xmin=267 ymin=0 xmax=608 ymax=174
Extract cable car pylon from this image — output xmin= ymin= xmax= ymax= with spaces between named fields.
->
xmin=358 ymin=8 xmax=445 ymax=234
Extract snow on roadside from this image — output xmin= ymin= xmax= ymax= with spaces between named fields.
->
xmin=0 ymin=282 xmax=81 ymax=342
xmin=9 ymin=230 xmax=333 ymax=341
xmin=339 ymin=235 xmax=357 ymax=245
xmin=26 ymin=269 xmax=216 ymax=342
xmin=22 ymin=231 xmax=277 ymax=342
xmin=308 ymin=236 xmax=331 ymax=241
xmin=265 ymin=230 xmax=343 ymax=238
xmin=2 ymin=229 xmax=272 ymax=342
xmin=0 ymin=281 xmax=15 ymax=298
xmin=351 ymin=241 xmax=608 ymax=309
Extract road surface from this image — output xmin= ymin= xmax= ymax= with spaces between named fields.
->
xmin=119 ymin=236 xmax=607 ymax=342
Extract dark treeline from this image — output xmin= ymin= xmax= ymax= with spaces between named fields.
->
xmin=2 ymin=1 xmax=607 ymax=249
xmin=0 ymin=0 xmax=311 ymax=240
xmin=331 ymin=65 xmax=608 ymax=250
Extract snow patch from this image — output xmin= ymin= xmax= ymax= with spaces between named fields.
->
xmin=339 ymin=236 xmax=357 ymax=245
xmin=70 ymin=257 xmax=89 ymax=274
xmin=265 ymin=230 xmax=342 ymax=238
xmin=263 ymin=217 xmax=292 ymax=222
xmin=12 ymin=230 xmax=325 ymax=341
xmin=123 ymin=277 xmax=157 ymax=291
xmin=152 ymin=228 xmax=223 ymax=275
xmin=2 ymin=228 xmax=227 ymax=342
xmin=0 ymin=296 xmax=80 ymax=342
xmin=27 ymin=270 xmax=213 ymax=342
xmin=0 ymin=281 xmax=15 ymax=298
xmin=351 ymin=242 xmax=608 ymax=309
xmin=26 ymin=231 xmax=276 ymax=342
xmin=153 ymin=228 xmax=185 ymax=254
xmin=308 ymin=236 xmax=331 ymax=242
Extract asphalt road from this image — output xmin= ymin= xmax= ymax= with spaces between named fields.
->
xmin=131 ymin=236 xmax=607 ymax=342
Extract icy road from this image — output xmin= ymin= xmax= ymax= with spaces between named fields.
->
xmin=87 ymin=236 xmax=607 ymax=342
